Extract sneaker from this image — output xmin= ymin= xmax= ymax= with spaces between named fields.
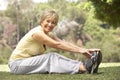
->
xmin=84 ymin=51 xmax=101 ymax=74
xmin=93 ymin=51 xmax=102 ymax=73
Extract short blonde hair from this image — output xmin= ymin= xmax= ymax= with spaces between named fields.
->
xmin=40 ymin=10 xmax=59 ymax=25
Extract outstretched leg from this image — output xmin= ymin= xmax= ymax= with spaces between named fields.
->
xmin=8 ymin=52 xmax=84 ymax=74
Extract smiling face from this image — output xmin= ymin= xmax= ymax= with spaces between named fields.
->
xmin=40 ymin=10 xmax=59 ymax=34
xmin=41 ymin=16 xmax=57 ymax=34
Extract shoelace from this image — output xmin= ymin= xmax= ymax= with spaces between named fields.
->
xmin=91 ymin=52 xmax=98 ymax=64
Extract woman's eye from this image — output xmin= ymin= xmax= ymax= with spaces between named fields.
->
xmin=51 ymin=22 xmax=55 ymax=24
xmin=47 ymin=20 xmax=50 ymax=23
xmin=46 ymin=19 xmax=56 ymax=25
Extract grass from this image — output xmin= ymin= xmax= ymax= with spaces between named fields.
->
xmin=0 ymin=63 xmax=120 ymax=80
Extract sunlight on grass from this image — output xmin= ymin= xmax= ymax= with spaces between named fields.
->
xmin=99 ymin=62 xmax=120 ymax=68
xmin=0 ymin=63 xmax=120 ymax=72
xmin=0 ymin=64 xmax=10 ymax=72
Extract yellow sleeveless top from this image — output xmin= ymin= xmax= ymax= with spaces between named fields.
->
xmin=9 ymin=26 xmax=47 ymax=61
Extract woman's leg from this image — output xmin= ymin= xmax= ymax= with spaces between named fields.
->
xmin=48 ymin=52 xmax=83 ymax=74
xmin=8 ymin=52 xmax=84 ymax=74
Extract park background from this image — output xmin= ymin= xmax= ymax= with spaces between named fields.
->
xmin=0 ymin=0 xmax=120 ymax=80
xmin=0 ymin=0 xmax=120 ymax=66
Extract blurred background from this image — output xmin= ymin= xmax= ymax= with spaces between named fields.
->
xmin=0 ymin=0 xmax=120 ymax=64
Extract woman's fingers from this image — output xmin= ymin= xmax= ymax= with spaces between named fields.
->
xmin=80 ymin=48 xmax=101 ymax=58
xmin=88 ymin=49 xmax=101 ymax=52
xmin=82 ymin=51 xmax=92 ymax=58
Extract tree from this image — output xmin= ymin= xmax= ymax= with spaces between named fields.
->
xmin=88 ymin=0 xmax=120 ymax=28
xmin=5 ymin=0 xmax=37 ymax=40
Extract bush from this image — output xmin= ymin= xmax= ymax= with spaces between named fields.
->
xmin=106 ymin=53 xmax=120 ymax=62
xmin=0 ymin=56 xmax=6 ymax=64
xmin=0 ymin=47 xmax=12 ymax=64
xmin=84 ymin=28 xmax=120 ymax=62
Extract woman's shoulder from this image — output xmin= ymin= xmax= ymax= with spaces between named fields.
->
xmin=29 ymin=25 xmax=43 ymax=33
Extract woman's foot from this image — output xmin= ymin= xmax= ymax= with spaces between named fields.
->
xmin=79 ymin=64 xmax=87 ymax=73
xmin=92 ymin=51 xmax=102 ymax=73
xmin=84 ymin=51 xmax=102 ymax=74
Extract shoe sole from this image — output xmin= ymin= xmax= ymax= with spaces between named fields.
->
xmin=90 ymin=52 xmax=99 ymax=74
xmin=93 ymin=51 xmax=102 ymax=73
xmin=91 ymin=61 xmax=98 ymax=74
xmin=85 ymin=51 xmax=102 ymax=74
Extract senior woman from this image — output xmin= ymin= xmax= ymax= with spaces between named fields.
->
xmin=8 ymin=10 xmax=102 ymax=74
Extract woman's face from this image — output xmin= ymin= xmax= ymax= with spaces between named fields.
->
xmin=41 ymin=17 xmax=57 ymax=34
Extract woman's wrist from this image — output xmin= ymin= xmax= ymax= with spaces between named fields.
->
xmin=78 ymin=48 xmax=87 ymax=54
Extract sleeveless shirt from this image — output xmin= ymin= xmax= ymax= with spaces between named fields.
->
xmin=9 ymin=26 xmax=50 ymax=61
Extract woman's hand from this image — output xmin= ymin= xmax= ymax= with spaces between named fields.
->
xmin=79 ymin=48 xmax=101 ymax=58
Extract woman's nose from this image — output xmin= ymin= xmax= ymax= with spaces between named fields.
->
xmin=48 ymin=23 xmax=52 ymax=26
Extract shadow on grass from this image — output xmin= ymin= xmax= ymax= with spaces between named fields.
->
xmin=0 ymin=67 xmax=120 ymax=80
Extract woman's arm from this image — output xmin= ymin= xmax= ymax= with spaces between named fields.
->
xmin=51 ymin=35 xmax=100 ymax=58
xmin=32 ymin=32 xmax=81 ymax=52
xmin=51 ymin=35 xmax=89 ymax=54
xmin=32 ymin=32 xmax=100 ymax=58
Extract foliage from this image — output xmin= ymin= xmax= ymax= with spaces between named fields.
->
xmin=84 ymin=19 xmax=120 ymax=62
xmin=0 ymin=47 xmax=12 ymax=64
xmin=83 ymin=11 xmax=120 ymax=62
xmin=100 ymin=29 xmax=120 ymax=62
xmin=5 ymin=0 xmax=38 ymax=38
xmin=0 ymin=0 xmax=120 ymax=63
xmin=84 ymin=15 xmax=105 ymax=41
xmin=88 ymin=0 xmax=120 ymax=28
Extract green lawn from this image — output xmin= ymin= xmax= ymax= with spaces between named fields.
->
xmin=0 ymin=63 xmax=120 ymax=80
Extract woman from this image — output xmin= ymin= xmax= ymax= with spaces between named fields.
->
xmin=8 ymin=10 xmax=101 ymax=74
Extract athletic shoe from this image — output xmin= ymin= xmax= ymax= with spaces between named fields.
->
xmin=93 ymin=51 xmax=102 ymax=73
xmin=84 ymin=51 xmax=100 ymax=74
